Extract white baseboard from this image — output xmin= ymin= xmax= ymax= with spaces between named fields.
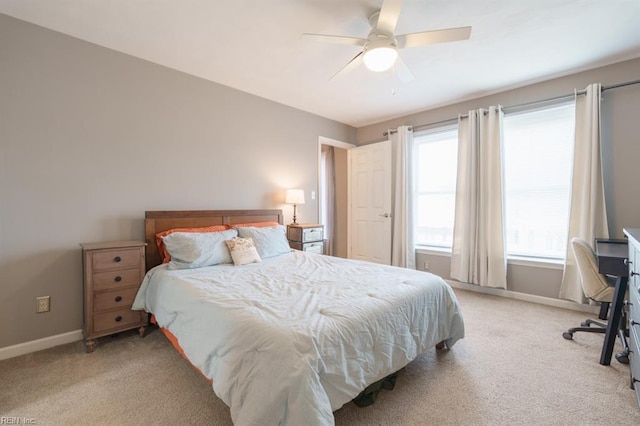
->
xmin=0 ymin=329 xmax=83 ymax=361
xmin=446 ymin=280 xmax=599 ymax=314
xmin=0 ymin=285 xmax=595 ymax=362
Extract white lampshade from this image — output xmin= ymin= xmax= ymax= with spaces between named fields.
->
xmin=363 ymin=45 xmax=398 ymax=72
xmin=285 ymin=189 xmax=305 ymax=205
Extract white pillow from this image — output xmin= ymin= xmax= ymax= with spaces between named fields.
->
xmin=163 ymin=228 xmax=238 ymax=269
xmin=225 ymin=237 xmax=261 ymax=266
xmin=236 ymin=225 xmax=291 ymax=259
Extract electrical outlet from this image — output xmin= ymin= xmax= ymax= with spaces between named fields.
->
xmin=36 ymin=296 xmax=50 ymax=313
xmin=423 ymin=261 xmax=430 ymax=270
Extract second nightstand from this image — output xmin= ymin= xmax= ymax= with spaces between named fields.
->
xmin=287 ymin=224 xmax=324 ymax=254
xmin=80 ymin=240 xmax=148 ymax=353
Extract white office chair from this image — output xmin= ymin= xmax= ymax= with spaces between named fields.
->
xmin=562 ymin=238 xmax=615 ymax=337
xmin=562 ymin=238 xmax=629 ymax=362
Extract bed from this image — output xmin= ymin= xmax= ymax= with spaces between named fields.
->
xmin=133 ymin=209 xmax=464 ymax=426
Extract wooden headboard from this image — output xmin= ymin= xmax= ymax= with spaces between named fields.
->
xmin=144 ymin=209 xmax=283 ymax=271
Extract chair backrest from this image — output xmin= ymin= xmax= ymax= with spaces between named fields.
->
xmin=571 ymin=237 xmax=614 ymax=303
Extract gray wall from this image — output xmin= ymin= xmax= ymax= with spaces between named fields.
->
xmin=0 ymin=14 xmax=355 ymax=348
xmin=357 ymin=57 xmax=640 ymax=300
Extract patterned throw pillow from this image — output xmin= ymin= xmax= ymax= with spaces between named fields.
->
xmin=225 ymin=237 xmax=261 ymax=266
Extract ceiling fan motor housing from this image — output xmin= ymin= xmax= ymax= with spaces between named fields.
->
xmin=363 ymin=34 xmax=398 ymax=72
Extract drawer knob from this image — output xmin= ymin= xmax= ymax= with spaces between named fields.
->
xmin=633 ymin=377 xmax=640 ymax=384
xmin=631 ymin=320 xmax=639 ymax=327
xmin=624 ymin=258 xmax=632 ymax=266
xmin=631 ymin=271 xmax=639 ymax=277
xmin=115 ymin=296 xmax=122 ymax=302
xmin=114 ymin=256 xmax=122 ymax=262
xmin=114 ymin=276 xmax=122 ymax=282
xmin=115 ymin=316 xmax=122 ymax=322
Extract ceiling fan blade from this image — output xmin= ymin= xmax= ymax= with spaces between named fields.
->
xmin=376 ymin=0 xmax=403 ymax=35
xmin=394 ymin=55 xmax=414 ymax=83
xmin=301 ymin=33 xmax=367 ymax=46
xmin=329 ymin=51 xmax=364 ymax=81
xmin=396 ymin=26 xmax=472 ymax=49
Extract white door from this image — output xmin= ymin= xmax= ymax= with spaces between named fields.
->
xmin=348 ymin=141 xmax=392 ymax=264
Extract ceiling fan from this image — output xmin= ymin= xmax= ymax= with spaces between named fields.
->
xmin=302 ymin=0 xmax=471 ymax=82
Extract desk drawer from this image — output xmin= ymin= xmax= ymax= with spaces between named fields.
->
xmin=630 ymin=326 xmax=640 ymax=403
xmin=630 ymin=282 xmax=640 ymax=323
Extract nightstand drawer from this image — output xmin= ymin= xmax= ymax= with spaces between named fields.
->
xmin=303 ymin=241 xmax=324 ymax=254
xmin=92 ymin=248 xmax=141 ymax=271
xmin=93 ymin=268 xmax=142 ymax=291
xmin=287 ymin=224 xmax=324 ymax=243
xmin=93 ymin=308 xmax=144 ymax=334
xmin=289 ymin=240 xmax=324 ymax=253
xmin=302 ymin=227 xmax=323 ymax=242
xmin=94 ymin=287 xmax=138 ymax=312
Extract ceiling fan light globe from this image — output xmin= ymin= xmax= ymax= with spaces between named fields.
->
xmin=363 ymin=46 xmax=398 ymax=72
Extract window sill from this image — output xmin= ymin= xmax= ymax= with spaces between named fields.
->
xmin=507 ymin=256 xmax=564 ymax=270
xmin=414 ymin=247 xmax=565 ymax=270
xmin=415 ymin=246 xmax=451 ymax=256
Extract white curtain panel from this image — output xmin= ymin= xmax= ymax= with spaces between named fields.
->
xmin=390 ymin=125 xmax=416 ymax=269
xmin=560 ymin=83 xmax=609 ymax=303
xmin=450 ymin=107 xmax=507 ymax=288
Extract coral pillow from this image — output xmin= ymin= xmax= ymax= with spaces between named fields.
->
xmin=156 ymin=225 xmax=229 ymax=263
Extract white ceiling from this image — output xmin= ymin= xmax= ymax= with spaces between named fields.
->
xmin=1 ymin=0 xmax=639 ymax=127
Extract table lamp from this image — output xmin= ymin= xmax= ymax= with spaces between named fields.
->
xmin=285 ymin=189 xmax=305 ymax=225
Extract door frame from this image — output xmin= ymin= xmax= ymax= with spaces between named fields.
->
xmin=317 ymin=136 xmax=356 ymax=256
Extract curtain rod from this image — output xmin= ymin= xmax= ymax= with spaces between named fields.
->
xmin=384 ymin=79 xmax=640 ymax=136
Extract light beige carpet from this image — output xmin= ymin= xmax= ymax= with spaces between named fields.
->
xmin=1 ymin=289 xmax=639 ymax=425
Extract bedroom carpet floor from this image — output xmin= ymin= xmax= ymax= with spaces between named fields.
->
xmin=1 ymin=288 xmax=639 ymax=425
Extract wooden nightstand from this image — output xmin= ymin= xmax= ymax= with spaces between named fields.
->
xmin=80 ymin=240 xmax=148 ymax=353
xmin=287 ymin=224 xmax=324 ymax=254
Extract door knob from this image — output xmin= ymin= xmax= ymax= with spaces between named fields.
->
xmin=379 ymin=213 xmax=391 ymax=218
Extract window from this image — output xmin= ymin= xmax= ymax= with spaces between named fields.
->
xmin=503 ymin=102 xmax=575 ymax=259
xmin=412 ymin=102 xmax=575 ymax=261
xmin=414 ymin=126 xmax=458 ymax=248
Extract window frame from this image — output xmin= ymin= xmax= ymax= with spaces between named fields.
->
xmin=412 ymin=123 xmax=459 ymax=251
xmin=502 ymin=100 xmax=576 ymax=262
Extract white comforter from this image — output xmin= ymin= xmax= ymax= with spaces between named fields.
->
xmin=132 ymin=251 xmax=464 ymax=426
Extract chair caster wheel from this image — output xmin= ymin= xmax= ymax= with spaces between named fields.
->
xmin=562 ymin=331 xmax=573 ymax=340
xmin=615 ymin=351 xmax=629 ymax=364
